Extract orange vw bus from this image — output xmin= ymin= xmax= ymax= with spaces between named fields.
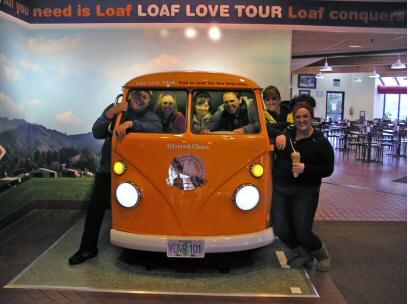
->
xmin=110 ymin=71 xmax=275 ymax=258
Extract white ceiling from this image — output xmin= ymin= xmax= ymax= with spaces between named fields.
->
xmin=292 ymin=30 xmax=407 ymax=76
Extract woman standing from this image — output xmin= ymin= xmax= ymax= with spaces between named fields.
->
xmin=154 ymin=92 xmax=186 ymax=133
xmin=272 ymin=100 xmax=334 ymax=272
xmin=263 ymin=86 xmax=291 ymax=150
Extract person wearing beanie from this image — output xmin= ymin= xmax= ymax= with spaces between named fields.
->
xmin=272 ymin=97 xmax=334 ymax=272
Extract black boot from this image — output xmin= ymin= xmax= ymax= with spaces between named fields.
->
xmin=288 ymin=246 xmax=314 ymax=268
xmin=311 ymin=243 xmax=331 ymax=272
xmin=69 ymin=249 xmax=98 ymax=265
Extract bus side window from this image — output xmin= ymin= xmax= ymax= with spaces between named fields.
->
xmin=191 ymin=91 xmax=214 ymax=134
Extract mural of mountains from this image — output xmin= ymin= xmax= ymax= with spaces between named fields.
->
xmin=0 ymin=117 xmax=27 ymax=133
xmin=0 ymin=117 xmax=102 ymax=159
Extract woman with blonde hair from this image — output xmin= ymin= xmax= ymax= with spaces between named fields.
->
xmin=154 ymin=92 xmax=186 ymax=133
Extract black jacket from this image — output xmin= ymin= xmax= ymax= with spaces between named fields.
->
xmin=92 ymin=104 xmax=162 ymax=174
xmin=266 ymin=101 xmax=292 ymax=138
xmin=273 ymin=128 xmax=334 ymax=187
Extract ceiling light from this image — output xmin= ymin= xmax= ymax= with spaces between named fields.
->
xmin=391 ymin=55 xmax=406 ymax=70
xmin=348 ymin=44 xmax=362 ymax=48
xmin=368 ymin=69 xmax=380 ymax=78
xmin=315 ymin=72 xmax=324 ymax=79
xmin=320 ymin=57 xmax=332 ymax=72
xmin=185 ymin=28 xmax=197 ymax=39
xmin=208 ymin=26 xmax=221 ymax=41
xmin=159 ymin=29 xmax=169 ymax=37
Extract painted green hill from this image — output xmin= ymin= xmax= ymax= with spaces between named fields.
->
xmin=0 ymin=177 xmax=94 ymax=219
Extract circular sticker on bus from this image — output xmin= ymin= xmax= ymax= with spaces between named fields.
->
xmin=166 ymin=154 xmax=206 ymax=191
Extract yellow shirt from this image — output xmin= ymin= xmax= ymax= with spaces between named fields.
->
xmin=287 ymin=112 xmax=294 ymax=123
xmin=264 ymin=111 xmax=278 ymax=124
xmin=264 ymin=110 xmax=294 ymax=124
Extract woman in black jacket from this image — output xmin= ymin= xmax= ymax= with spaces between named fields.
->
xmin=272 ymin=100 xmax=334 ymax=272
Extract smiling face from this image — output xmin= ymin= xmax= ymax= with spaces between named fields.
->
xmin=160 ymin=94 xmax=176 ymax=117
xmin=195 ymin=99 xmax=210 ymax=119
xmin=264 ymin=95 xmax=281 ymax=112
xmin=294 ymin=107 xmax=313 ymax=132
xmin=130 ymin=90 xmax=150 ymax=111
xmin=223 ymin=92 xmax=241 ymax=114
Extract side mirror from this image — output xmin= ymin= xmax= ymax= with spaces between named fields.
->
xmin=115 ymin=94 xmax=124 ymax=105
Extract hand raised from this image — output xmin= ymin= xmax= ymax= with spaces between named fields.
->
xmin=115 ymin=121 xmax=133 ymax=137
xmin=106 ymin=102 xmax=128 ymax=119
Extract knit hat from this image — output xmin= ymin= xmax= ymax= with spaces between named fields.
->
xmin=292 ymin=102 xmax=314 ymax=118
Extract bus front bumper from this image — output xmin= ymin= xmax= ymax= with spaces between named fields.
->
xmin=111 ymin=227 xmax=275 ymax=253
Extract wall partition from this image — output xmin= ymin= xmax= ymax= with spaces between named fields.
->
xmin=0 ymin=15 xmax=291 ymax=134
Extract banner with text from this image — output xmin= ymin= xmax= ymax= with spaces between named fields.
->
xmin=1 ymin=0 xmax=406 ymax=28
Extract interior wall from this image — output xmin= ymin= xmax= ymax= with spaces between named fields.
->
xmin=0 ymin=16 xmax=291 ymax=134
xmin=292 ymin=73 xmax=377 ymax=121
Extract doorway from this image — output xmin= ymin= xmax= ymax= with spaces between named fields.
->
xmin=326 ymin=91 xmax=345 ymax=121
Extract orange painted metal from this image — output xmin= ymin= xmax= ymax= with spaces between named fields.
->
xmin=123 ymin=71 xmax=260 ymax=90
xmin=111 ymin=71 xmax=272 ymax=237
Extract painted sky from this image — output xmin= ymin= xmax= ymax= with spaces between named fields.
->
xmin=0 ymin=16 xmax=291 ymax=134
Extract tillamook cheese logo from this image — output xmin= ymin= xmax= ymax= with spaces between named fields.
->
xmin=167 ymin=143 xmax=210 ymax=150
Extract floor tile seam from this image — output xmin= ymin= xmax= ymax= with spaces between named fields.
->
xmin=59 ymin=290 xmax=87 ymax=302
xmin=318 ymin=207 xmax=405 ymax=216
xmin=319 ymin=206 xmax=407 ymax=212
xmin=315 ymin=218 xmax=406 ymax=222
xmin=320 ymin=184 xmax=384 ymax=195
xmin=318 ymin=208 xmax=407 ymax=218
xmin=42 ymin=289 xmax=67 ymax=301
xmin=322 ymin=181 xmax=407 ymax=197
xmin=319 ymin=198 xmax=403 ymax=206
xmin=25 ymin=289 xmax=47 ymax=301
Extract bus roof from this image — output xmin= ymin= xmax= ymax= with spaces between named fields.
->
xmin=123 ymin=71 xmax=261 ymax=90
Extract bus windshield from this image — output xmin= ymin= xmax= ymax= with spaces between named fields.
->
xmin=191 ymin=90 xmax=260 ymax=134
xmin=125 ymin=89 xmax=188 ymax=134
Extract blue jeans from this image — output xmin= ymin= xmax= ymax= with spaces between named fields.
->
xmin=272 ymin=184 xmax=322 ymax=251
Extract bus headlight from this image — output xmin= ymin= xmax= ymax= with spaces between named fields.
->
xmin=115 ymin=182 xmax=141 ymax=208
xmin=113 ymin=161 xmax=127 ymax=175
xmin=250 ymin=163 xmax=264 ymax=178
xmin=233 ymin=184 xmax=260 ymax=211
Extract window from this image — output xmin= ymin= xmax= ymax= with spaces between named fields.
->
xmin=396 ymin=77 xmax=407 ymax=86
xmin=380 ymin=77 xmax=407 ymax=121
xmin=381 ymin=77 xmax=397 ymax=86
xmin=383 ymin=94 xmax=399 ymax=121
xmin=399 ymin=94 xmax=407 ymax=121
xmin=126 ymin=89 xmax=187 ymax=134
xmin=191 ymin=90 xmax=260 ymax=134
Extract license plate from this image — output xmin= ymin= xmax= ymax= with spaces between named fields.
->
xmin=167 ymin=240 xmax=205 ymax=258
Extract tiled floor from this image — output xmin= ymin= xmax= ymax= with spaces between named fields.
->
xmin=0 ymin=150 xmax=406 ymax=304
xmin=317 ymin=150 xmax=406 ymax=222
